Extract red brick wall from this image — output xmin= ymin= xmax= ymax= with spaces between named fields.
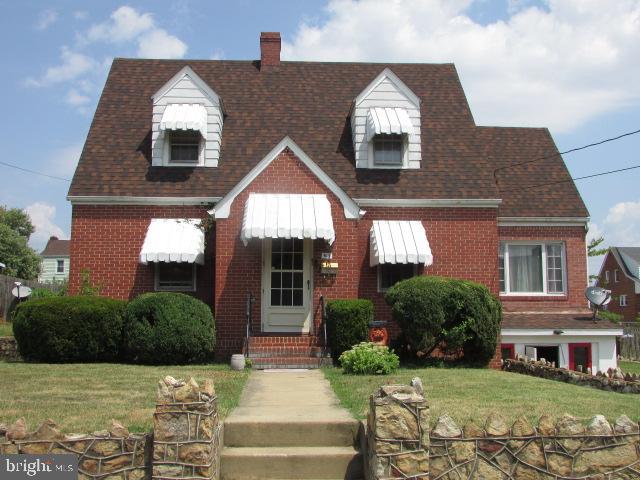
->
xmin=69 ymin=205 xmax=214 ymax=305
xmin=598 ymin=252 xmax=639 ymax=321
xmin=498 ymin=226 xmax=588 ymax=312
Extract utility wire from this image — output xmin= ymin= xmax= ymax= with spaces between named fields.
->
xmin=500 ymin=163 xmax=640 ymax=193
xmin=493 ymin=127 xmax=640 ymax=175
xmin=0 ymin=160 xmax=71 ymax=182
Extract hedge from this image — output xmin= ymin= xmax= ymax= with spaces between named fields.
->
xmin=123 ymin=292 xmax=215 ymax=364
xmin=385 ymin=276 xmax=502 ymax=365
xmin=13 ymin=296 xmax=126 ymax=362
xmin=325 ymin=299 xmax=372 ymax=358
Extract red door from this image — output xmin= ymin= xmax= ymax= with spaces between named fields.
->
xmin=501 ymin=343 xmax=515 ymax=360
xmin=569 ymin=343 xmax=592 ymax=371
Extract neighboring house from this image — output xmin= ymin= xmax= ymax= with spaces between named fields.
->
xmin=597 ymin=247 xmax=640 ymax=322
xmin=66 ymin=32 xmax=620 ymax=369
xmin=39 ymin=236 xmax=70 ymax=283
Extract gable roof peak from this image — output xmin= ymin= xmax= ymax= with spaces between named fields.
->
xmin=354 ymin=67 xmax=420 ymax=107
xmin=152 ymin=65 xmax=219 ymax=105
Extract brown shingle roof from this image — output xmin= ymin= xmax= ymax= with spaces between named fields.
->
xmin=68 ymin=58 xmax=588 ymax=218
xmin=502 ymin=312 xmax=620 ymax=330
xmin=40 ymin=237 xmax=70 ymax=257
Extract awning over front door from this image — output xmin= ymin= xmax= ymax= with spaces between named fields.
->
xmin=240 ymin=193 xmax=335 ymax=246
xmin=369 ymin=220 xmax=433 ymax=266
xmin=140 ymin=218 xmax=205 ymax=265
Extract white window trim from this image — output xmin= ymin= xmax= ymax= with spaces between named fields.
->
xmin=154 ymin=263 xmax=197 ymax=292
xmin=614 ymin=269 xmax=620 ymax=283
xmin=56 ymin=259 xmax=65 ymax=274
xmin=604 ymin=270 xmax=609 ymax=283
xmin=499 ymin=241 xmax=567 ymax=296
xmin=162 ymin=130 xmax=205 ymax=167
xmin=377 ymin=263 xmax=417 ymax=293
xmin=368 ymin=134 xmax=409 ymax=169
xmin=619 ymin=294 xmax=628 ymax=307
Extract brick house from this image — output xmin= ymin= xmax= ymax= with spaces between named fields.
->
xmin=67 ymin=32 xmax=621 ymax=369
xmin=597 ymin=247 xmax=640 ymax=322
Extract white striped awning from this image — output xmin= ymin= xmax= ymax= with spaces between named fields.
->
xmin=241 ymin=194 xmax=335 ymax=246
xmin=160 ymin=104 xmax=208 ymax=138
xmin=366 ymin=107 xmax=415 ymax=140
xmin=140 ymin=219 xmax=205 ymax=265
xmin=370 ymin=220 xmax=433 ymax=266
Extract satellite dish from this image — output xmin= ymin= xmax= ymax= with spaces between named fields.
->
xmin=585 ymin=286 xmax=611 ymax=306
xmin=12 ymin=284 xmax=32 ymax=299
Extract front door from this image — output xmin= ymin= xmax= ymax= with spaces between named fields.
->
xmin=262 ymin=238 xmax=312 ymax=333
xmin=569 ymin=343 xmax=592 ymax=372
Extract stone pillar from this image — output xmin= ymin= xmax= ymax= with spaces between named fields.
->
xmin=366 ymin=382 xmax=429 ymax=480
xmin=153 ymin=376 xmax=220 ymax=480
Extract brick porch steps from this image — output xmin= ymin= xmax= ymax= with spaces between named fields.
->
xmin=245 ymin=335 xmax=331 ymax=369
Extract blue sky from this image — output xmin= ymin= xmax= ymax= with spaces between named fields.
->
xmin=1 ymin=0 xmax=639 ymax=277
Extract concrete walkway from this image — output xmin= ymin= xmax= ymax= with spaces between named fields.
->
xmin=221 ymin=370 xmax=363 ymax=480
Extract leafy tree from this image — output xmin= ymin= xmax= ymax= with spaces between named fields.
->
xmin=588 ymin=236 xmax=608 ymax=257
xmin=0 ymin=206 xmax=35 ymax=240
xmin=0 ymin=224 xmax=40 ymax=279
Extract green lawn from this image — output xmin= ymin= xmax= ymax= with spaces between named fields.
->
xmin=0 ymin=363 xmax=248 ymax=433
xmin=323 ymin=367 xmax=640 ymax=426
xmin=621 ymin=360 xmax=640 ymax=374
xmin=0 ymin=322 xmax=13 ymax=337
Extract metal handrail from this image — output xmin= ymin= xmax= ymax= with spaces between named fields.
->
xmin=245 ymin=292 xmax=255 ymax=357
xmin=319 ymin=294 xmax=328 ymax=358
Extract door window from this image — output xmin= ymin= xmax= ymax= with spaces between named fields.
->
xmin=569 ymin=343 xmax=592 ymax=372
xmin=270 ymin=238 xmax=304 ymax=307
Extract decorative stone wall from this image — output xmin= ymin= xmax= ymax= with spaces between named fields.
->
xmin=367 ymin=381 xmax=429 ymax=479
xmin=503 ymin=357 xmax=640 ymax=394
xmin=0 ymin=418 xmax=149 ymax=480
xmin=430 ymin=413 xmax=640 ymax=479
xmin=153 ymin=376 xmax=220 ymax=480
xmin=0 ymin=336 xmax=20 ymax=361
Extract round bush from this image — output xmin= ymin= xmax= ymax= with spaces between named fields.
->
xmin=123 ymin=292 xmax=215 ymax=364
xmin=385 ymin=276 xmax=502 ymax=365
xmin=13 ymin=296 xmax=126 ymax=362
xmin=339 ymin=342 xmax=399 ymax=375
xmin=325 ymin=299 xmax=372 ymax=358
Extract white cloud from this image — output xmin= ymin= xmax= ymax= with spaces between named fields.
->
xmin=85 ymin=6 xmax=154 ymax=43
xmin=36 ymin=9 xmax=58 ymax=30
xmin=65 ymin=89 xmax=91 ymax=108
xmin=74 ymin=11 xmax=88 ymax=21
xmin=46 ymin=143 xmax=84 ymax=177
xmin=24 ymin=202 xmax=67 ymax=251
xmin=282 ymin=0 xmax=640 ymax=133
xmin=25 ymin=47 xmax=97 ymax=87
xmin=210 ymin=48 xmax=225 ymax=60
xmin=137 ymin=29 xmax=188 ymax=59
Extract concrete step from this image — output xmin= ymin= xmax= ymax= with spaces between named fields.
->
xmin=224 ymin=418 xmax=360 ymax=447
xmin=248 ymin=346 xmax=325 ymax=358
xmin=251 ymin=356 xmax=332 ymax=369
xmin=220 ymin=446 xmax=363 ymax=480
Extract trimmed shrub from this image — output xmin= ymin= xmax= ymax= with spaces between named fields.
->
xmin=123 ymin=292 xmax=215 ymax=364
xmin=13 ymin=296 xmax=126 ymax=362
xmin=339 ymin=342 xmax=399 ymax=375
xmin=597 ymin=310 xmax=623 ymax=323
xmin=385 ymin=276 xmax=502 ymax=365
xmin=326 ymin=299 xmax=372 ymax=358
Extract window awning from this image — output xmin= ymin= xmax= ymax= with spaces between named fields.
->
xmin=366 ymin=107 xmax=415 ymax=141
xmin=160 ymin=104 xmax=208 ymax=138
xmin=140 ymin=219 xmax=205 ymax=265
xmin=370 ymin=220 xmax=433 ymax=266
xmin=241 ymin=193 xmax=335 ymax=246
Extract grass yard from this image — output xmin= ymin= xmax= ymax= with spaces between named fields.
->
xmin=324 ymin=367 xmax=640 ymax=426
xmin=0 ymin=363 xmax=248 ymax=433
xmin=621 ymin=360 xmax=640 ymax=374
xmin=0 ymin=322 xmax=13 ymax=337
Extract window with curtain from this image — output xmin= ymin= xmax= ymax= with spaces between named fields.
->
xmin=499 ymin=242 xmax=565 ymax=294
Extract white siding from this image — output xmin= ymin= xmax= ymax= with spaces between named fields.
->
xmin=351 ymin=75 xmax=421 ymax=169
xmin=152 ymin=72 xmax=223 ymax=167
xmin=39 ymin=257 xmax=69 ymax=283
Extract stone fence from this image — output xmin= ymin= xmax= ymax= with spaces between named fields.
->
xmin=367 ymin=380 xmax=640 ymax=480
xmin=503 ymin=357 xmax=640 ymax=394
xmin=0 ymin=336 xmax=20 ymax=361
xmin=0 ymin=376 xmax=221 ymax=480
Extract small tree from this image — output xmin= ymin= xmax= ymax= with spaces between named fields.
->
xmin=587 ymin=236 xmax=608 ymax=257
xmin=0 ymin=206 xmax=40 ymax=279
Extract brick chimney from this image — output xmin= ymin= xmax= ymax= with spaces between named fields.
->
xmin=260 ymin=32 xmax=281 ymax=69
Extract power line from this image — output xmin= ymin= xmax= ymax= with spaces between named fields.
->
xmin=500 ymin=163 xmax=640 ymax=193
xmin=0 ymin=160 xmax=71 ymax=182
xmin=493 ymin=127 xmax=640 ymax=175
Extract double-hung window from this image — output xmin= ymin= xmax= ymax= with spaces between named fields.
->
xmin=169 ymin=130 xmax=201 ymax=164
xmin=619 ymin=295 xmax=628 ymax=307
xmin=155 ymin=263 xmax=196 ymax=292
xmin=373 ymin=134 xmax=404 ymax=166
xmin=499 ymin=242 xmax=566 ymax=295
xmin=56 ymin=259 xmax=64 ymax=273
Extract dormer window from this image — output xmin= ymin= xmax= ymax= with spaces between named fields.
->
xmin=170 ymin=130 xmax=201 ymax=164
xmin=373 ymin=134 xmax=404 ymax=166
